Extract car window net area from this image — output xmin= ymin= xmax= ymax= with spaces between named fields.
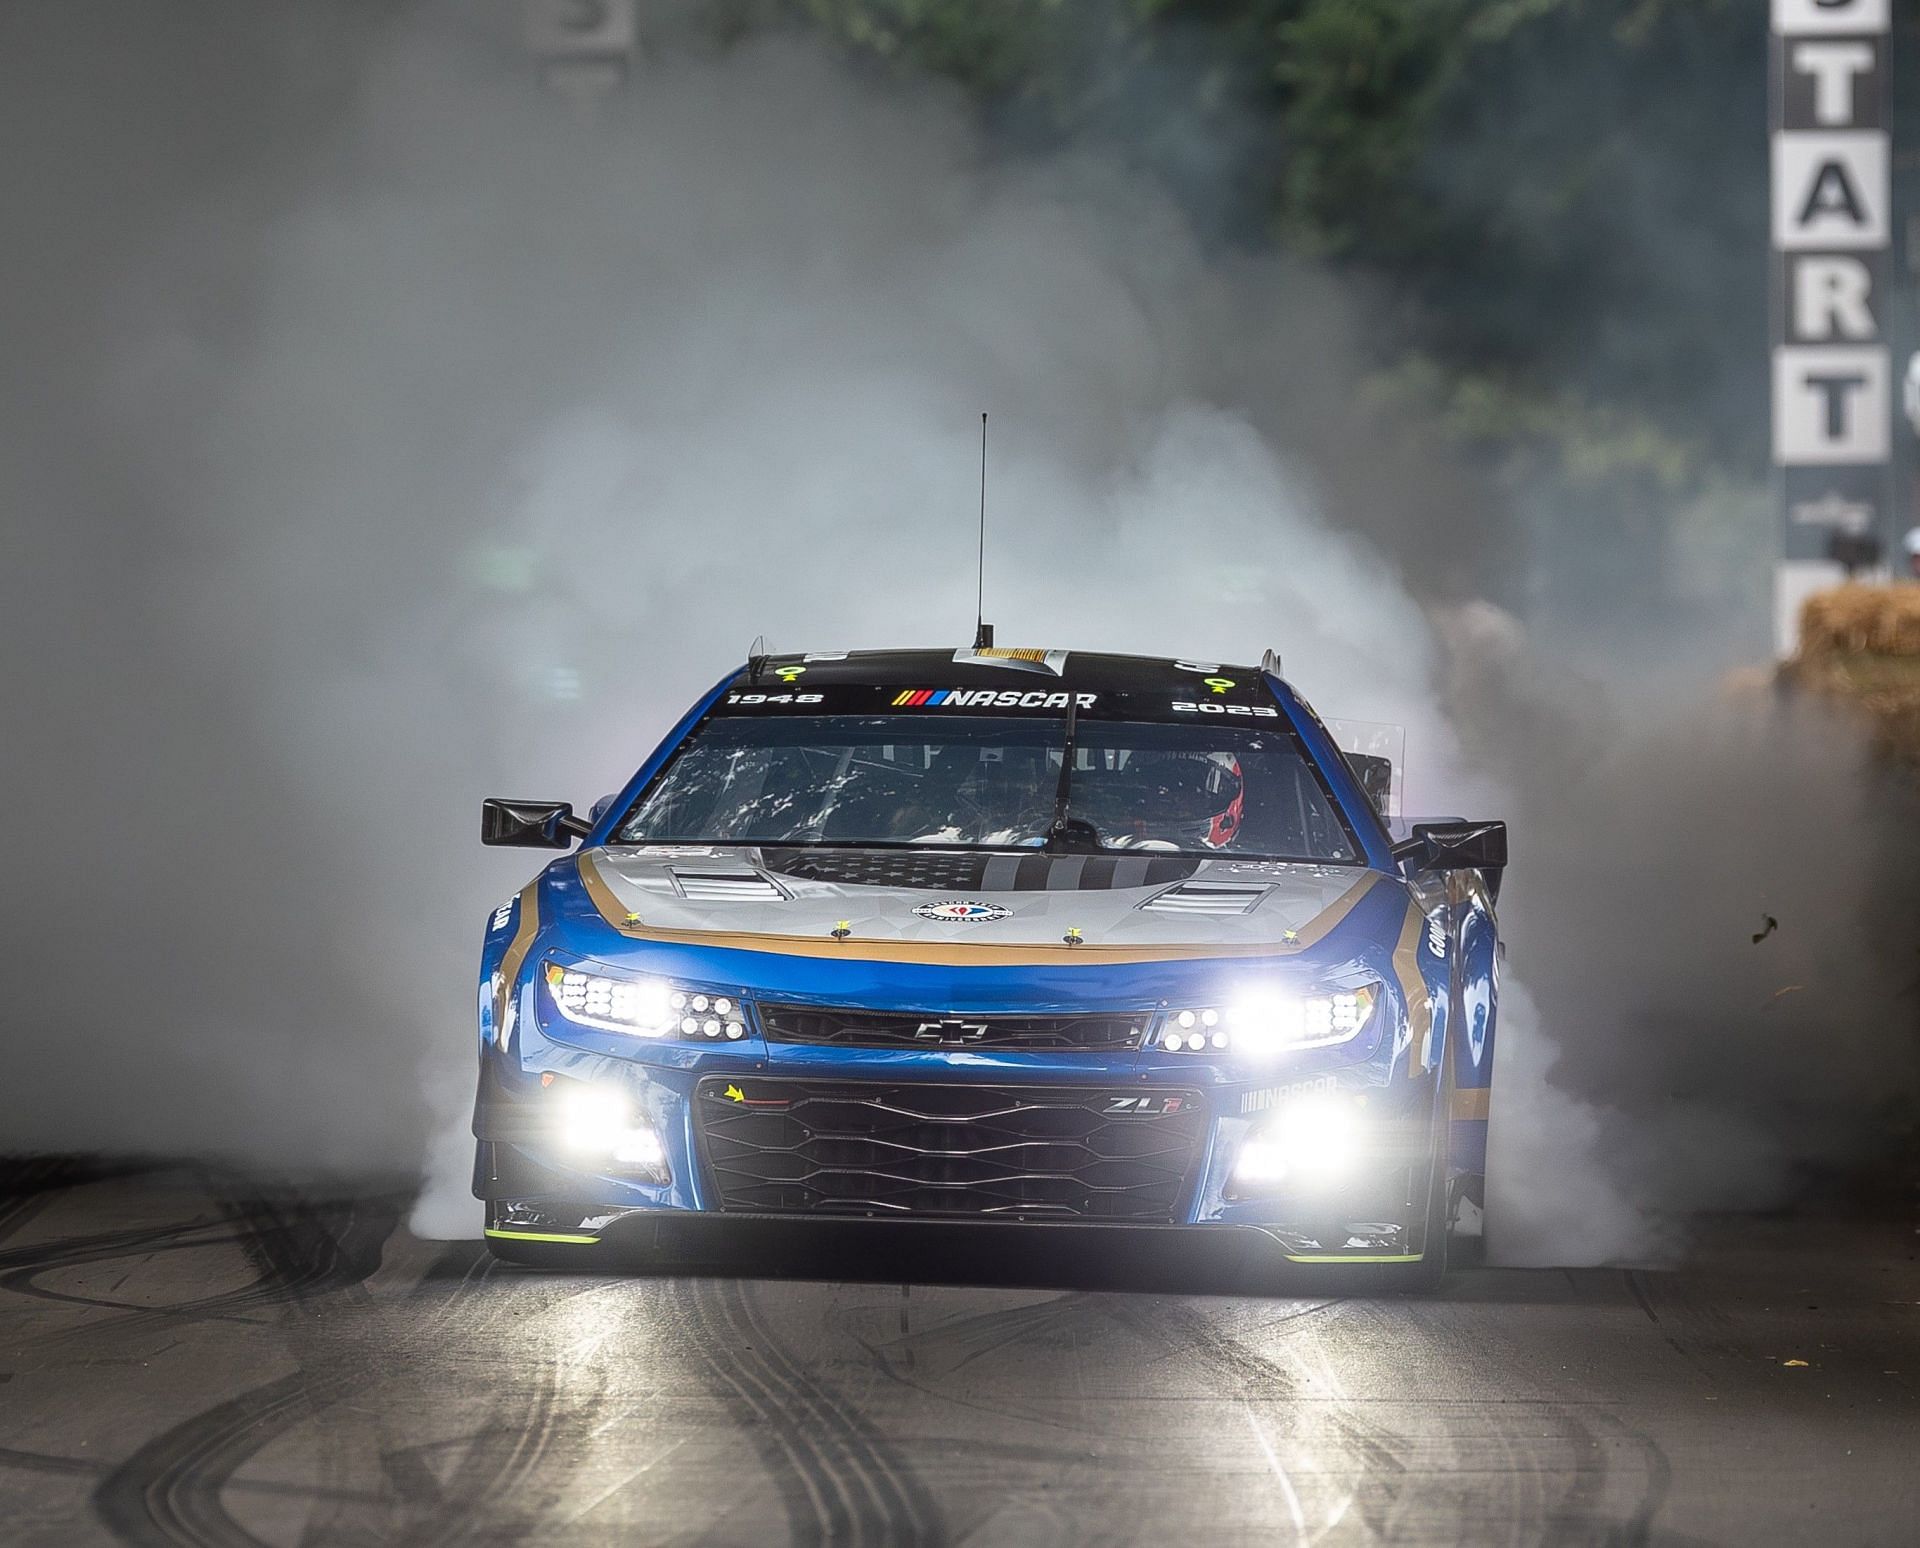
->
xmin=615 ymin=715 xmax=1359 ymax=862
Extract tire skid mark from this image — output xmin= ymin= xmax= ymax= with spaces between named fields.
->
xmin=848 ymin=1290 xmax=1127 ymax=1437
xmin=1622 ymin=1270 xmax=1659 ymax=1325
xmin=0 ymin=1187 xmax=56 ymax=1251
xmin=863 ymin=1291 xmax=1091 ymax=1381
xmin=687 ymin=1278 xmax=946 ymax=1547
xmin=0 ymin=1155 xmax=148 ymax=1203
xmin=1621 ymin=1267 xmax=1722 ymax=1377
xmin=2 ymin=1443 xmax=387 ymax=1509
xmin=205 ymin=1177 xmax=399 ymax=1309
xmin=1128 ymin=1297 xmax=1421 ymax=1540
xmin=854 ymin=1290 xmax=1218 ymax=1444
xmin=1532 ymin=1407 xmax=1611 ymax=1547
xmin=729 ymin=1281 xmax=944 ymax=1546
xmin=93 ymin=1371 xmax=332 ymax=1548
xmin=1476 ymin=1403 xmax=1649 ymax=1548
xmin=1101 ymin=1296 xmax=1318 ymax=1401
xmin=1565 ymin=1407 xmax=1675 ymax=1548
xmin=89 ymin=1183 xmax=399 ymax=1547
xmin=213 ymin=1184 xmax=495 ymax=1548
xmin=0 ymin=1159 xmax=204 ymax=1277
xmin=1164 ymin=1295 xmax=1673 ymax=1547
xmin=40 ymin=1175 xmax=580 ymax=1548
xmin=689 ymin=1279 xmax=878 ymax=1546
xmin=2 ymin=1173 xmax=397 ymax=1343
xmin=405 ymin=1246 xmax=502 ymax=1343
xmin=0 ymin=1216 xmax=232 ymax=1275
xmin=387 ymin=1353 xmax=571 ymax=1548
xmin=247 ymin=1195 xmax=593 ymax=1547
xmin=0 ymin=1224 xmax=276 ymax=1335
xmin=0 ymin=1445 xmax=104 ymax=1478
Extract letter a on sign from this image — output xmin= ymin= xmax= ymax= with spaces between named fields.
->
xmin=1772 ymin=134 xmax=1888 ymax=249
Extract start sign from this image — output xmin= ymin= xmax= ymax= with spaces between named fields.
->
xmin=1770 ymin=0 xmax=1893 ymax=650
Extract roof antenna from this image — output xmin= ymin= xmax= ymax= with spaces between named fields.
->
xmin=972 ymin=412 xmax=993 ymax=649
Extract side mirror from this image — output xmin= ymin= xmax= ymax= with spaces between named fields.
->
xmin=1395 ymin=819 xmax=1507 ymax=873
xmin=1345 ymin=752 xmax=1393 ymax=815
xmin=481 ymin=798 xmax=593 ymax=849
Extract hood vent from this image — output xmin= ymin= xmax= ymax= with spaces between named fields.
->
xmin=1141 ymin=882 xmax=1268 ymax=916
xmin=672 ymin=870 xmax=787 ymax=904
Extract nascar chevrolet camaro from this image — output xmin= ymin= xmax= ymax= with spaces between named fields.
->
xmin=472 ymin=647 xmax=1505 ymax=1285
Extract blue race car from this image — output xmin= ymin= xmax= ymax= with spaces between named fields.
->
xmin=472 ymin=646 xmax=1505 ymax=1286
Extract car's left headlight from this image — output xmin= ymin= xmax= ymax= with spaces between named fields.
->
xmin=542 ymin=961 xmax=749 ymax=1041
xmin=1156 ymin=982 xmax=1380 ymax=1056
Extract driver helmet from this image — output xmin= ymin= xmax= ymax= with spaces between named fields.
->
xmin=1072 ymin=750 xmax=1246 ymax=849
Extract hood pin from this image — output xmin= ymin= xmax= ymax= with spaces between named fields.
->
xmin=831 ymin=920 xmax=852 ymax=941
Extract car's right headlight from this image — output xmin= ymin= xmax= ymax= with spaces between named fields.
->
xmin=541 ymin=961 xmax=748 ymax=1041
xmin=1156 ymin=982 xmax=1380 ymax=1056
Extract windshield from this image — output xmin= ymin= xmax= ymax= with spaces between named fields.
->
xmin=615 ymin=714 xmax=1360 ymax=863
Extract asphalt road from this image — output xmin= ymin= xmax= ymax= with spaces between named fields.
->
xmin=0 ymin=1162 xmax=1915 ymax=1547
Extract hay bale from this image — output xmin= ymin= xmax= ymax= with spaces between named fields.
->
xmin=1798 ymin=584 xmax=1920 ymax=659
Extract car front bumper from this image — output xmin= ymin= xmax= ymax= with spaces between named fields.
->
xmin=473 ymin=1054 xmax=1444 ymax=1262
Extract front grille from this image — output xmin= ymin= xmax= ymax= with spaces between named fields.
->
xmin=695 ymin=1078 xmax=1206 ymax=1220
xmin=758 ymin=1004 xmax=1147 ymax=1052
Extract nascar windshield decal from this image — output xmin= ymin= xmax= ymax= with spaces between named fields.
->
xmin=890 ymin=688 xmax=1096 ymax=710
xmin=713 ymin=681 xmax=1286 ymax=722
xmin=715 ymin=685 xmax=1098 ymax=714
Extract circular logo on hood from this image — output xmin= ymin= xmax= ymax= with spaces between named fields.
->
xmin=913 ymin=899 xmax=1011 ymax=923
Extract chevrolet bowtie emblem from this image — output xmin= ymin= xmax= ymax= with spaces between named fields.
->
xmin=914 ymin=1018 xmax=990 ymax=1046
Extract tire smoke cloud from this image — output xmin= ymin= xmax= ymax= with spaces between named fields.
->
xmin=2 ymin=2 xmax=1911 ymax=1260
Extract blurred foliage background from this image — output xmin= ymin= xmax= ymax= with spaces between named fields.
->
xmin=726 ymin=0 xmax=1793 ymax=659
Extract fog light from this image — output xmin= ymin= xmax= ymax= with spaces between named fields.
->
xmin=554 ymin=1085 xmax=669 ymax=1182
xmin=1233 ymin=1094 xmax=1361 ymax=1190
xmin=611 ymin=1125 xmax=667 ymax=1173
xmin=557 ymin=1085 xmax=628 ymax=1155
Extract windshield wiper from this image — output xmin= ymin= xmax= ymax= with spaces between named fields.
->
xmin=1044 ymin=698 xmax=1100 ymax=853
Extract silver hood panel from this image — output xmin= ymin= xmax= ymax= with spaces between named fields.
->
xmin=578 ymin=846 xmax=1379 ymax=953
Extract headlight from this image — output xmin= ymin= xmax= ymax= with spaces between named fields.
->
xmin=1156 ymin=983 xmax=1379 ymax=1056
xmin=542 ymin=961 xmax=748 ymax=1041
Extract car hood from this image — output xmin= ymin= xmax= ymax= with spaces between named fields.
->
xmin=571 ymin=845 xmax=1384 ymax=958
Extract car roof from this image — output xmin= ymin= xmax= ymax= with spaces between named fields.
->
xmin=735 ymin=647 xmax=1271 ymax=693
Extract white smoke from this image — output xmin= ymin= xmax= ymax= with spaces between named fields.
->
xmin=3 ymin=3 xmax=1910 ymax=1258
